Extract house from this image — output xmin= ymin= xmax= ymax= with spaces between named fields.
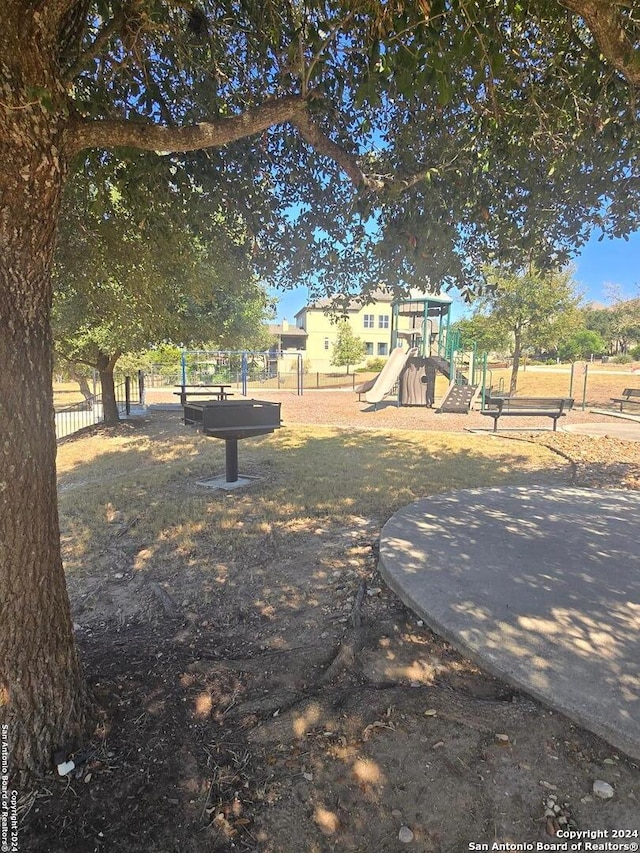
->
xmin=293 ymin=290 xmax=414 ymax=372
xmin=268 ymin=319 xmax=308 ymax=353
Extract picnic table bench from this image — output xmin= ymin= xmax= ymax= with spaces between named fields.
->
xmin=610 ymin=388 xmax=640 ymax=412
xmin=481 ymin=396 xmax=574 ymax=432
xmin=173 ymin=384 xmax=233 ymax=405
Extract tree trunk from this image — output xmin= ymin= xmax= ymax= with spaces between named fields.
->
xmin=0 ymin=48 xmax=94 ymax=784
xmin=510 ymin=331 xmax=522 ymax=395
xmin=68 ymin=363 xmax=94 ymax=403
xmin=96 ymin=352 xmax=121 ymax=425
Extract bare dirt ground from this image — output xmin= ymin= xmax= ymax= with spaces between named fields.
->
xmin=21 ymin=396 xmax=640 ymax=853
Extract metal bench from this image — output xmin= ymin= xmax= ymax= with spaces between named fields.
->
xmin=610 ymin=388 xmax=640 ymax=412
xmin=481 ymin=396 xmax=574 ymax=432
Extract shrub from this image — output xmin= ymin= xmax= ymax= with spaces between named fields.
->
xmin=355 ymin=357 xmax=387 ymax=373
xmin=612 ymin=354 xmax=633 ymax=364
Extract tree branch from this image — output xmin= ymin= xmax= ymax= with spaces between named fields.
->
xmin=68 ymin=95 xmax=308 ymax=154
xmin=292 ymin=110 xmax=374 ymax=188
xmin=293 ymin=111 xmax=432 ymax=194
xmin=107 ymin=350 xmax=122 ymax=371
xmin=559 ymin=0 xmax=640 ymax=87
xmin=69 ymin=94 xmax=431 ymax=199
xmin=55 ymin=348 xmax=96 ymax=370
xmin=64 ymin=9 xmax=125 ymax=80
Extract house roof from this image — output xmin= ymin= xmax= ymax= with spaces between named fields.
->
xmin=294 ymin=288 xmax=454 ymax=318
xmin=294 ymin=289 xmax=396 ymax=317
xmin=268 ymin=324 xmax=307 ymax=337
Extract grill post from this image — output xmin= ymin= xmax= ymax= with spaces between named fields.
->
xmin=225 ymin=438 xmax=239 ymax=483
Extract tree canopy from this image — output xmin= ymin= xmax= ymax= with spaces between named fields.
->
xmin=53 ymin=156 xmax=272 ymax=420
xmin=557 ymin=328 xmax=606 ymax=361
xmin=460 ymin=264 xmax=582 ymax=393
xmin=585 ymin=295 xmax=640 ymax=354
xmin=54 ymin=1 xmax=640 ymax=298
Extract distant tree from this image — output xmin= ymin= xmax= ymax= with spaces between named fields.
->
xmin=584 ymin=296 xmax=640 ymax=354
xmin=583 ymin=307 xmax=618 ymax=354
xmin=610 ymin=297 xmax=640 ymax=354
xmin=53 ymin=166 xmax=271 ymax=422
xmin=452 ymin=315 xmax=510 ymax=356
xmin=465 ymin=266 xmax=582 ymax=394
xmin=558 ymin=329 xmax=606 ymax=361
xmin=331 ymin=320 xmax=367 ymax=374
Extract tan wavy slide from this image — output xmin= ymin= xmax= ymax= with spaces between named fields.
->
xmin=363 ymin=346 xmax=417 ymax=405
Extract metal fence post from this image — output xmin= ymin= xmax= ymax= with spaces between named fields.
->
xmin=125 ymin=376 xmax=131 ymax=415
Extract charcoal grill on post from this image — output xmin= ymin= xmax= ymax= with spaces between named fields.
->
xmin=183 ymin=399 xmax=281 ymax=484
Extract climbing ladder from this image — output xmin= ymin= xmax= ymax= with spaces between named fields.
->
xmin=432 ymin=330 xmax=488 ymax=413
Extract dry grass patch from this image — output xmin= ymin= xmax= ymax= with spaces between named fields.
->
xmin=57 ymin=416 xmax=568 ymax=595
xmin=486 ymin=365 xmax=639 ymax=406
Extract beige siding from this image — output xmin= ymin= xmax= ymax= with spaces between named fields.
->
xmin=295 ymin=300 xmax=412 ymax=372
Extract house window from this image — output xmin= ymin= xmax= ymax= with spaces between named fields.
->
xmin=378 ymin=315 xmax=389 ymax=329
xmin=377 ymin=342 xmax=388 ymax=356
xmin=363 ymin=314 xmax=374 ymax=329
xmin=324 ymin=337 xmax=330 ymax=350
xmin=365 ymin=342 xmax=374 ymax=355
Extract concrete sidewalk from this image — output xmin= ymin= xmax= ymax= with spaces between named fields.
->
xmin=562 ymin=420 xmax=640 ymax=442
xmin=379 ymin=486 xmax=640 ymax=760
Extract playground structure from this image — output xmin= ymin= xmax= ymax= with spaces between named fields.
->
xmin=148 ymin=302 xmax=490 ymax=411
xmin=361 ymin=292 xmax=489 ymax=412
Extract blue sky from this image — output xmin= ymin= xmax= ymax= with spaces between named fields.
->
xmin=269 ymin=229 xmax=640 ymax=323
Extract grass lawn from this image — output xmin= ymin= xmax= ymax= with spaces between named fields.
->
xmin=53 ymin=380 xmax=89 ymax=409
xmin=56 ymin=418 xmax=567 ymax=584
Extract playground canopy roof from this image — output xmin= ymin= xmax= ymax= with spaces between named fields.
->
xmin=394 ymin=291 xmax=453 ymax=317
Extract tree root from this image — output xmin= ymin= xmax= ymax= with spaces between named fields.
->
xmin=148 ymin=582 xmax=180 ymax=618
xmin=322 ymin=579 xmax=368 ymax=685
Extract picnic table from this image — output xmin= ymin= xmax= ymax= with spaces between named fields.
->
xmin=173 ymin=384 xmax=233 ymax=405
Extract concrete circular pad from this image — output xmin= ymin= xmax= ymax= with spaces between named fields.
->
xmin=562 ymin=421 xmax=640 ymax=442
xmin=379 ymin=487 xmax=640 ymax=759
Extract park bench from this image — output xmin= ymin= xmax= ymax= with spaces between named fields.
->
xmin=480 ymin=396 xmax=574 ymax=432
xmin=610 ymin=388 xmax=640 ymax=412
xmin=173 ymin=384 xmax=233 ymax=405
